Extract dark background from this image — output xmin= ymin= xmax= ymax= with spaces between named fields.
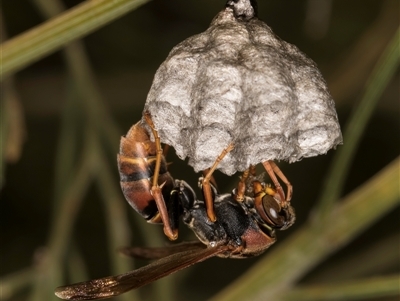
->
xmin=1 ymin=1 xmax=399 ymax=300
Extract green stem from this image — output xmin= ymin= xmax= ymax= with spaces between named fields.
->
xmin=63 ymin=41 xmax=121 ymax=149
xmin=0 ymin=0 xmax=150 ymax=80
xmin=210 ymin=157 xmax=400 ymax=301
xmin=94 ymin=142 xmax=140 ymax=301
xmin=67 ymin=245 xmax=90 ymax=284
xmin=0 ymin=12 xmax=25 ymax=188
xmin=282 ymin=274 xmax=400 ymax=301
xmin=32 ymin=0 xmax=121 ymax=199
xmin=305 ymin=233 xmax=400 ymax=282
xmin=315 ymin=27 xmax=400 ymax=218
xmin=0 ymin=12 xmax=9 ymax=188
xmin=0 ymin=80 xmax=10 ymax=188
xmin=52 ymin=83 xmax=82 ymax=202
xmin=31 ymin=134 xmax=95 ymax=301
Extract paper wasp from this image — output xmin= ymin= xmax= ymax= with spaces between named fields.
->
xmin=54 ymin=113 xmax=295 ymax=300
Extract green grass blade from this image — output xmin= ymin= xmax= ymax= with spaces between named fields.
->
xmin=315 ymin=27 xmax=400 ymax=218
xmin=210 ymin=156 xmax=400 ymax=301
xmin=282 ymin=274 xmax=400 ymax=301
xmin=0 ymin=0 xmax=150 ymax=80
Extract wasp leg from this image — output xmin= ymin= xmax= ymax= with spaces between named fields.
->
xmin=163 ymin=144 xmax=170 ymax=157
xmin=235 ymin=165 xmax=258 ymax=201
xmin=235 ymin=167 xmax=250 ymax=202
xmin=143 ymin=112 xmax=178 ymax=240
xmin=202 ymin=143 xmax=234 ymax=222
xmin=202 ymin=168 xmax=218 ymax=188
xmin=262 ymin=161 xmax=293 ymax=205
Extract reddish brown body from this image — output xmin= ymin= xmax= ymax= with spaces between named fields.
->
xmin=54 ymin=111 xmax=296 ymax=300
xmin=117 ymin=122 xmax=174 ymax=222
xmin=54 ymin=177 xmax=295 ymax=300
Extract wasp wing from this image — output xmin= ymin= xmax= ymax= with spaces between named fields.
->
xmin=55 ymin=245 xmax=228 ymax=300
xmin=119 ymin=241 xmax=205 ymax=260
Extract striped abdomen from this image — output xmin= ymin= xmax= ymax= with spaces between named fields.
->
xmin=117 ymin=122 xmax=174 ymax=222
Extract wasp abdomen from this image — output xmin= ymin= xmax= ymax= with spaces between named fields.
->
xmin=118 ymin=123 xmax=174 ymax=221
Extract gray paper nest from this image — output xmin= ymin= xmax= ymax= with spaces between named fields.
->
xmin=144 ymin=0 xmax=342 ymax=175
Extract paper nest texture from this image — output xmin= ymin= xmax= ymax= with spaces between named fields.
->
xmin=143 ymin=0 xmax=342 ymax=175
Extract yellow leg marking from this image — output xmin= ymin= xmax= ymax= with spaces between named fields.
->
xmin=262 ymin=161 xmax=292 ymax=206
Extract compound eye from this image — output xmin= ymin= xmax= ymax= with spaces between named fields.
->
xmin=262 ymin=195 xmax=286 ymax=228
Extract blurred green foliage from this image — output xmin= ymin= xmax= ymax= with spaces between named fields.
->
xmin=1 ymin=1 xmax=399 ymax=301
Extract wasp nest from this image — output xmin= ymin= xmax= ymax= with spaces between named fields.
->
xmin=144 ymin=0 xmax=342 ymax=175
